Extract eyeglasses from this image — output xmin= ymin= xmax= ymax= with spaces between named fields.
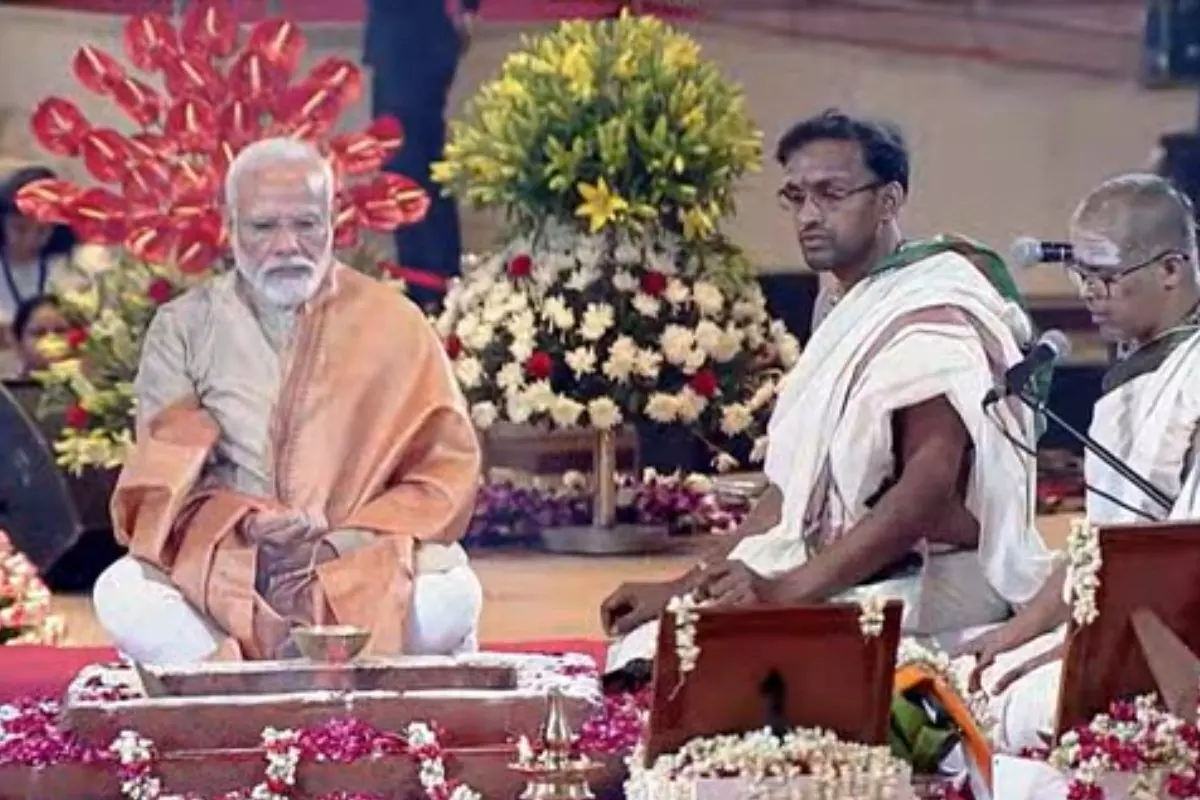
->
xmin=1065 ymin=249 xmax=1179 ymax=299
xmin=776 ymin=180 xmax=884 ymax=215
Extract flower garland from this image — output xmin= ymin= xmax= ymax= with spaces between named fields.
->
xmin=1043 ymin=694 xmax=1200 ymax=799
xmin=108 ymin=718 xmax=480 ymax=800
xmin=666 ymin=591 xmax=705 ymax=681
xmin=624 ymin=726 xmax=911 ymax=800
xmin=858 ymin=595 xmax=888 ymax=638
xmin=1063 ymin=517 xmax=1101 ymax=627
xmin=0 ymin=530 xmax=65 ymax=646
xmin=896 ymin=639 xmax=996 ymax=741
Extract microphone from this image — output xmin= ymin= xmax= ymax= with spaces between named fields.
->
xmin=1010 ymin=237 xmax=1074 ymax=269
xmin=983 ymin=329 xmax=1071 ymax=406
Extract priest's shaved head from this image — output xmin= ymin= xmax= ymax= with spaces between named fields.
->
xmin=1068 ymin=172 xmax=1200 ymax=345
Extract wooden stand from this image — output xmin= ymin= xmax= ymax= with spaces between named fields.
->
xmin=1056 ymin=522 xmax=1200 ymax=735
xmin=643 ymin=601 xmax=903 ymax=763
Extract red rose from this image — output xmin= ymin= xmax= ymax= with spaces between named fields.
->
xmin=64 ymin=403 xmax=89 ymax=429
xmin=444 ymin=333 xmax=462 ymax=359
xmin=525 ymin=351 xmax=553 ymax=380
xmin=65 ymin=327 xmax=89 ymax=350
xmin=640 ymin=270 xmax=668 ymax=296
xmin=147 ymin=277 xmax=174 ymax=304
xmin=689 ymin=368 xmax=719 ymax=398
xmin=507 ymin=253 xmax=533 ymax=278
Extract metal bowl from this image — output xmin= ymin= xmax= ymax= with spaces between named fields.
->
xmin=291 ymin=624 xmax=370 ymax=663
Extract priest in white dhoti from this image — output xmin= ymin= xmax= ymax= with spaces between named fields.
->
xmin=953 ymin=172 xmax=1200 ymax=755
xmin=602 ymin=110 xmax=1056 ymax=677
xmin=92 ymin=138 xmax=484 ymax=664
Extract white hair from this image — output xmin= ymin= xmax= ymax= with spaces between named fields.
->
xmin=224 ymin=137 xmax=335 ymax=214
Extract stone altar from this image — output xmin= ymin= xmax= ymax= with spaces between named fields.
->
xmin=0 ymin=651 xmax=603 ymax=799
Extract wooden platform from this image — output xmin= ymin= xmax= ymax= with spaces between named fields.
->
xmin=50 ymin=515 xmax=1075 ymax=648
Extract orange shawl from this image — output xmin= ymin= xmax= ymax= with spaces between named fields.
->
xmin=110 ymin=266 xmax=481 ymax=660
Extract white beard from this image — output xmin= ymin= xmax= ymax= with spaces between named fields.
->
xmin=234 ymin=240 xmax=332 ymax=310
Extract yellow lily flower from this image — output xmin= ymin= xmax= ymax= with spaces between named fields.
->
xmin=575 ymin=179 xmax=629 ymax=233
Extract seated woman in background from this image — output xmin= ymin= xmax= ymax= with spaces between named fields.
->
xmin=0 ymin=166 xmax=78 ymax=352
xmin=5 ymin=294 xmax=68 ymax=378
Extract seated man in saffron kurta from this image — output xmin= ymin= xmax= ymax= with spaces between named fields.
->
xmin=92 ymin=138 xmax=484 ymax=663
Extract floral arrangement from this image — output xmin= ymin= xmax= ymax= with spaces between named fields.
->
xmin=1064 ymin=517 xmax=1101 ymax=627
xmin=14 ymin=0 xmax=429 ymax=473
xmin=465 ymin=468 xmax=745 ymax=545
xmin=623 ymin=727 xmax=911 ymax=799
xmin=432 ymin=13 xmax=799 ymax=469
xmin=0 ymin=531 xmax=65 ymax=645
xmin=1039 ymin=694 xmax=1200 ymax=799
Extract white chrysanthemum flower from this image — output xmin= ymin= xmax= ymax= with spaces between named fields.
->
xmin=497 ymin=362 xmax=525 ymax=393
xmin=720 ymin=404 xmax=753 ymax=436
xmin=579 ymin=302 xmax=615 ymax=341
xmin=507 ymin=393 xmax=533 ymax=424
xmin=694 ymin=320 xmax=722 ymax=354
xmin=612 ymin=270 xmax=638 ymax=293
xmin=454 ymin=357 xmax=483 ymax=388
xmin=587 ymin=397 xmax=622 ymax=430
xmin=549 ymin=395 xmax=585 ymax=428
xmin=647 ymin=248 xmax=679 ymax=276
xmin=575 ymin=235 xmax=604 ymax=268
xmin=682 ymin=348 xmax=707 ymax=374
xmin=710 ymin=329 xmax=742 ymax=363
xmin=676 ymin=388 xmax=706 ymax=423
xmin=523 ymin=380 xmax=555 ymax=413
xmin=634 ymin=348 xmax=662 ymax=380
xmin=614 ymin=238 xmax=642 ymax=265
xmin=506 ymin=310 xmax=536 ymax=341
xmin=644 ymin=393 xmax=680 ymax=423
xmin=664 ymin=277 xmax=689 ymax=305
xmin=602 ymin=336 xmax=638 ymax=383
xmin=692 ymin=281 xmax=725 ymax=316
xmin=509 ymin=336 xmax=535 ymax=361
xmin=631 ymin=292 xmax=661 ymax=318
xmin=461 ymin=322 xmax=493 ymax=351
xmin=471 ymin=401 xmax=498 ymax=429
xmin=541 ymin=295 xmax=575 ymax=330
xmin=660 ymin=324 xmax=695 ymax=366
xmin=565 ymin=347 xmax=597 ymax=378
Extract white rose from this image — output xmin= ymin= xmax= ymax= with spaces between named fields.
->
xmin=580 ymin=303 xmax=615 ymax=341
xmin=509 ymin=336 xmax=536 ymax=362
xmin=454 ymin=314 xmax=480 ymax=342
xmin=471 ymin=401 xmax=499 ymax=430
xmin=644 ymin=393 xmax=680 ymax=424
xmin=507 ymin=310 xmax=536 ymax=341
xmin=454 ymin=357 xmax=483 ymax=389
xmin=549 ymin=395 xmax=585 ymax=428
xmin=587 ymin=397 xmax=622 ymax=430
xmin=660 ymin=324 xmax=695 ymax=366
xmin=682 ymin=348 xmax=707 ymax=374
xmin=631 ymin=292 xmax=661 ymax=318
xmin=497 ymin=362 xmax=525 ymax=393
xmin=461 ymin=322 xmax=494 ymax=352
xmin=710 ymin=329 xmax=743 ymax=363
xmin=634 ymin=349 xmax=662 ymax=380
xmin=612 ymin=271 xmax=638 ymax=293
xmin=694 ymin=320 xmax=722 ymax=354
xmin=777 ymin=332 xmax=801 ymax=367
xmin=720 ymin=403 xmax=753 ymax=436
xmin=664 ymin=278 xmax=690 ymax=306
xmin=507 ymin=393 xmax=533 ymax=424
xmin=602 ymin=336 xmax=638 ymax=383
xmin=676 ymin=387 xmax=707 ymax=423
xmin=565 ymin=347 xmax=597 ymax=378
xmin=523 ymin=381 xmax=555 ymax=412
xmin=693 ymin=281 xmax=725 ymax=316
xmin=731 ymin=297 xmax=764 ymax=322
xmin=541 ymin=296 xmax=575 ymax=330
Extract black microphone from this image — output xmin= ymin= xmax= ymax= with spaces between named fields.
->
xmin=983 ymin=329 xmax=1071 ymax=406
xmin=1009 ymin=237 xmax=1074 ymax=269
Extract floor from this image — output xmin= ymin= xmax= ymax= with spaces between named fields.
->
xmin=50 ymin=514 xmax=1075 ymax=648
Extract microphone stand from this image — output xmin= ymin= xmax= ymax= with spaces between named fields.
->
xmin=1013 ymin=386 xmax=1175 ymax=513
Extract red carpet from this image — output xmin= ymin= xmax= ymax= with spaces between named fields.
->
xmin=0 ymin=639 xmax=606 ymax=702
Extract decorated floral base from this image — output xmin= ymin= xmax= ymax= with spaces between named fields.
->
xmin=994 ymin=754 xmax=1141 ymax=800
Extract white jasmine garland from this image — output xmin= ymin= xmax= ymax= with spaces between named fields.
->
xmin=1064 ymin=517 xmax=1101 ymax=627
xmin=896 ymin=638 xmax=996 ymax=742
xmin=856 ymin=595 xmax=887 ymax=638
xmin=667 ymin=592 xmax=705 ymax=679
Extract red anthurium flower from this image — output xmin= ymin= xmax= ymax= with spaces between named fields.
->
xmin=14 ymin=179 xmax=80 ymax=225
xmin=689 ymin=368 xmax=719 ymax=398
xmin=210 ymin=139 xmax=240 ymax=183
xmin=307 ymin=57 xmax=363 ymax=107
xmin=111 ymin=77 xmax=163 ymax=128
xmin=246 ymin=18 xmax=307 ymax=76
xmin=122 ymin=161 xmax=172 ymax=208
xmin=640 ymin=270 xmax=668 ymax=296
xmin=65 ymin=187 xmax=129 ymax=245
xmin=507 ymin=254 xmax=533 ymax=278
xmin=72 ymin=45 xmax=125 ymax=96
xmin=226 ymin=51 xmax=288 ymax=107
xmin=127 ymin=132 xmax=175 ymax=163
xmin=217 ymin=99 xmax=262 ymax=147
xmin=164 ymin=98 xmax=217 ymax=153
xmin=351 ymin=173 xmax=430 ymax=230
xmin=175 ymin=216 xmax=222 ymax=274
xmin=328 ymin=132 xmax=385 ymax=177
xmin=525 ymin=351 xmax=554 ymax=380
xmin=366 ymin=115 xmax=405 ymax=161
xmin=274 ymin=82 xmax=341 ymax=131
xmin=123 ymin=12 xmax=179 ymax=71
xmin=332 ymin=192 xmax=360 ymax=248
xmin=146 ymin=277 xmax=174 ymax=305
xmin=161 ymin=55 xmax=224 ymax=106
xmin=180 ymin=0 xmax=239 ymax=60
xmin=65 ymin=327 xmax=89 ymax=350
xmin=64 ymin=404 xmax=89 ymax=430
xmin=80 ymin=128 xmax=133 ymax=184
xmin=125 ymin=216 xmax=173 ymax=263
xmin=29 ymin=97 xmax=91 ymax=157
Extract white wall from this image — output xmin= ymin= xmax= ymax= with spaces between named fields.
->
xmin=0 ymin=7 xmax=1195 ymax=297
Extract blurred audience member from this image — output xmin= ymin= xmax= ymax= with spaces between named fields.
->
xmin=5 ymin=294 xmax=67 ymax=379
xmin=364 ymin=0 xmax=480 ymax=310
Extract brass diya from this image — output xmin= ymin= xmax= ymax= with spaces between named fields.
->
xmin=509 ymin=687 xmax=601 ymax=799
xmin=292 ymin=624 xmax=370 ymax=664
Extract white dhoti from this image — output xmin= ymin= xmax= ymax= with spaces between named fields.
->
xmin=93 ymin=555 xmax=484 ymax=664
